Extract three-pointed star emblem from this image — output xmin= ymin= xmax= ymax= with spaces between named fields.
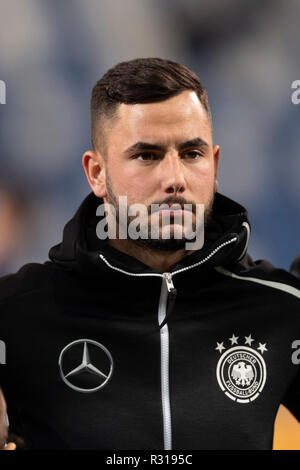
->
xmin=58 ymin=339 xmax=114 ymax=393
xmin=65 ymin=342 xmax=108 ymax=380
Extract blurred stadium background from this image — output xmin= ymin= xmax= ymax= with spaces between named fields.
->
xmin=0 ymin=0 xmax=300 ymax=450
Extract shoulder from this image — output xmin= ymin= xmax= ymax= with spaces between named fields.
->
xmin=0 ymin=261 xmax=56 ymax=306
xmin=217 ymin=254 xmax=300 ymax=300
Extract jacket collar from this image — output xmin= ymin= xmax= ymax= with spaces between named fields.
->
xmin=49 ymin=192 xmax=250 ymax=277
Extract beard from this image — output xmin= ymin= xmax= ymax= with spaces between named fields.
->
xmin=105 ymin=168 xmax=215 ymax=253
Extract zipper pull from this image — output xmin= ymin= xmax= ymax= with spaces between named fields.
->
xmin=163 ymin=272 xmax=177 ymax=301
xmin=159 ymin=273 xmax=178 ymax=329
xmin=163 ymin=272 xmax=175 ymax=293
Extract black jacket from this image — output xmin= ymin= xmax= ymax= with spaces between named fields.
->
xmin=1 ymin=192 xmax=300 ymax=450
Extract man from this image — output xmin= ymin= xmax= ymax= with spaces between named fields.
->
xmin=1 ymin=57 xmax=300 ymax=450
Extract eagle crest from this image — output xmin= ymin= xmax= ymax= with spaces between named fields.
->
xmin=231 ymin=361 xmax=254 ymax=386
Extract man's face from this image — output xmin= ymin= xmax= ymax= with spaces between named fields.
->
xmin=97 ymin=90 xmax=219 ymax=250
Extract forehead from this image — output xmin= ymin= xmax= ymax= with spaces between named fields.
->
xmin=105 ymin=90 xmax=212 ymax=151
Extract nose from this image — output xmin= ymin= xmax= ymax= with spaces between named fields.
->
xmin=160 ymin=152 xmax=186 ymax=195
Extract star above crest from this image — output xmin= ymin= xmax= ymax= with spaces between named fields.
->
xmin=214 ymin=333 xmax=268 ymax=355
xmin=215 ymin=342 xmax=226 ymax=354
xmin=244 ymin=334 xmax=255 ymax=346
xmin=229 ymin=334 xmax=239 ymax=345
xmin=257 ymin=343 xmax=268 ymax=354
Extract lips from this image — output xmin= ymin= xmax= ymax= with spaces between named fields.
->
xmin=159 ymin=204 xmax=192 ymax=213
xmin=157 ymin=207 xmax=193 ymax=220
xmin=149 ymin=201 xmax=194 ymax=217
xmin=159 ymin=210 xmax=185 ymax=220
xmin=168 ymin=203 xmax=183 ymax=211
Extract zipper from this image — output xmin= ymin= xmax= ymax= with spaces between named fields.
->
xmin=98 ymin=235 xmax=237 ymax=449
xmin=158 ymin=273 xmax=174 ymax=450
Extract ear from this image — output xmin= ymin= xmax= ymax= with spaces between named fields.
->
xmin=213 ymin=145 xmax=220 ymax=193
xmin=82 ymin=150 xmax=107 ymax=198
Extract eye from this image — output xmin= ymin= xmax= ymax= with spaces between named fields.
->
xmin=182 ymin=150 xmax=202 ymax=159
xmin=135 ymin=152 xmax=159 ymax=161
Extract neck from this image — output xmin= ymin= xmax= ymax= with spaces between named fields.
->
xmin=108 ymin=238 xmax=193 ymax=274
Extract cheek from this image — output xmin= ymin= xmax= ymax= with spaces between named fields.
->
xmin=189 ymin=161 xmax=215 ymax=186
xmin=114 ymin=171 xmax=153 ymax=201
xmin=188 ymin=165 xmax=216 ymax=204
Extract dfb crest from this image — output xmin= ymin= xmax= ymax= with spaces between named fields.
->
xmin=215 ymin=334 xmax=267 ymax=403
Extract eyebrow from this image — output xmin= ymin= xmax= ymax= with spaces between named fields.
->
xmin=124 ymin=137 xmax=209 ymax=154
xmin=178 ymin=138 xmax=209 ymax=151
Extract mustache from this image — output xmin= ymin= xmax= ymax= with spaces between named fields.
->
xmin=148 ymin=196 xmax=197 ymax=215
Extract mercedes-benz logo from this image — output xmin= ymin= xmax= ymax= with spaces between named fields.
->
xmin=58 ymin=339 xmax=114 ymax=393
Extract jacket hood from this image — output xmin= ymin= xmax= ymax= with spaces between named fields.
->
xmin=48 ymin=192 xmax=250 ymax=276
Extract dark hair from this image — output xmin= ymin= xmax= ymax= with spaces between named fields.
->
xmin=90 ymin=57 xmax=212 ymax=153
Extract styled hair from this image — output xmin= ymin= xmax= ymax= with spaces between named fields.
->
xmin=91 ymin=57 xmax=212 ymax=153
